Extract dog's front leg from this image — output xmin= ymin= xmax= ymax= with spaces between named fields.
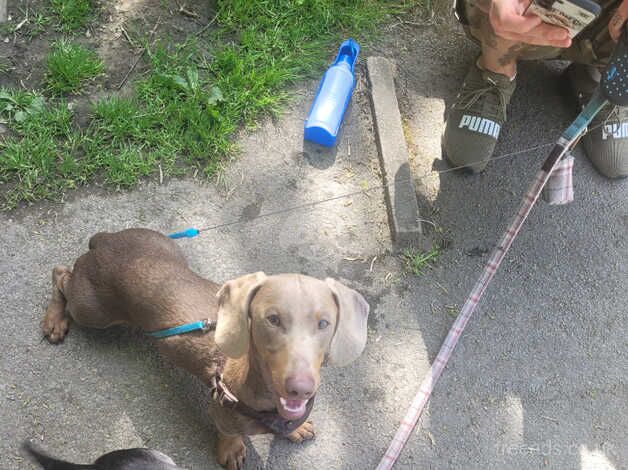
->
xmin=42 ymin=265 xmax=73 ymax=343
xmin=286 ymin=420 xmax=315 ymax=443
xmin=216 ymin=431 xmax=246 ymax=470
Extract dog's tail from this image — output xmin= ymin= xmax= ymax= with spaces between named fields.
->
xmin=22 ymin=441 xmax=95 ymax=470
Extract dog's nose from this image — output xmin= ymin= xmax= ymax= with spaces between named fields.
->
xmin=285 ymin=375 xmax=315 ymax=400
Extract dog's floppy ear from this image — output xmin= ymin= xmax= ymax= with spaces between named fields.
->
xmin=325 ymin=278 xmax=370 ymax=367
xmin=215 ymin=272 xmax=267 ymax=358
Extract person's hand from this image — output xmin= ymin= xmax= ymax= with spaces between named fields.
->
xmin=488 ymin=0 xmax=572 ymax=47
xmin=609 ymin=0 xmax=628 ymax=41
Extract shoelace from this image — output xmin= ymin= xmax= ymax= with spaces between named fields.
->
xmin=602 ymin=105 xmax=627 ymax=125
xmin=454 ymin=77 xmax=509 ymax=122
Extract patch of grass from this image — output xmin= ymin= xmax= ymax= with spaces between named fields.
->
xmin=45 ymin=40 xmax=104 ymax=94
xmin=11 ymin=8 xmax=53 ymax=39
xmin=95 ymin=145 xmax=159 ymax=187
xmin=0 ymin=89 xmax=45 ymax=122
xmin=4 ymin=8 xmax=51 ymax=40
xmin=91 ymin=96 xmax=150 ymax=145
xmin=403 ymin=246 xmax=442 ymax=275
xmin=50 ymin=0 xmax=92 ymax=32
xmin=216 ymin=0 xmax=405 ymax=83
xmin=137 ymin=42 xmax=235 ymax=163
xmin=0 ymin=58 xmax=11 ymax=74
xmin=27 ymin=12 xmax=53 ymax=39
xmin=0 ymin=89 xmax=86 ymax=208
xmin=2 ymin=0 xmax=407 ymax=208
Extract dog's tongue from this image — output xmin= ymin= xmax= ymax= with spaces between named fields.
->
xmin=279 ymin=397 xmax=307 ymax=415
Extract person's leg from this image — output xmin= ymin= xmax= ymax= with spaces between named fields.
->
xmin=562 ymin=0 xmax=628 ymax=178
xmin=466 ymin=0 xmax=523 ymax=77
xmin=444 ymin=0 xmax=622 ymax=173
xmin=443 ymin=0 xmax=555 ymax=172
xmin=447 ymin=0 xmax=626 ymax=176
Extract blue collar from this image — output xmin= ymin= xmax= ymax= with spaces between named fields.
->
xmin=146 ymin=318 xmax=216 ymax=338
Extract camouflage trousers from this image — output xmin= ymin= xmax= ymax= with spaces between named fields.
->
xmin=456 ymin=0 xmax=621 ymax=66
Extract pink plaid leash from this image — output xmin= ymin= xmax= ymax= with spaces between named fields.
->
xmin=542 ymin=153 xmax=574 ymax=205
xmin=377 ymin=79 xmax=611 ymax=465
xmin=376 ymin=142 xmax=576 ymax=470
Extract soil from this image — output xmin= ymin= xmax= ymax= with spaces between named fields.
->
xmin=0 ymin=0 xmax=218 ymax=122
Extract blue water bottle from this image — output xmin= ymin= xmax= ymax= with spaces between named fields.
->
xmin=304 ymin=39 xmax=360 ymax=147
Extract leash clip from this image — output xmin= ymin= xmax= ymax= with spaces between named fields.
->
xmin=202 ymin=318 xmax=217 ymax=332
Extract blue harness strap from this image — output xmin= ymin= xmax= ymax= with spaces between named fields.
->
xmin=146 ymin=319 xmax=216 ymax=338
xmin=168 ymin=228 xmax=200 ymax=239
xmin=561 ymin=88 xmax=608 ymax=142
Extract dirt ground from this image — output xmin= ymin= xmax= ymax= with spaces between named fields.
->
xmin=0 ymin=0 xmax=215 ymax=124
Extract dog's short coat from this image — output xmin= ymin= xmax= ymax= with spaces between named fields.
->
xmin=23 ymin=441 xmax=184 ymax=470
xmin=42 ymin=228 xmax=369 ymax=470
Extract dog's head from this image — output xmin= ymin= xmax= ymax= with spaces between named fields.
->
xmin=214 ymin=273 xmax=369 ymax=420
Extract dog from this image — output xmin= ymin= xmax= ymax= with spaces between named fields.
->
xmin=41 ymin=228 xmax=369 ymax=470
xmin=22 ymin=440 xmax=184 ymax=469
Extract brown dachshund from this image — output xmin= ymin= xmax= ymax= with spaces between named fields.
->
xmin=41 ymin=228 xmax=369 ymax=470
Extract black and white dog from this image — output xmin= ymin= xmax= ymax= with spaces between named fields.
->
xmin=22 ymin=441 xmax=185 ymax=470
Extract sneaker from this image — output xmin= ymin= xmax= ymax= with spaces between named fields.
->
xmin=443 ymin=60 xmax=516 ymax=172
xmin=565 ymin=63 xmax=628 ymax=178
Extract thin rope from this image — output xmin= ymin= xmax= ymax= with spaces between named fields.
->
xmin=191 ymin=121 xmax=606 ymax=234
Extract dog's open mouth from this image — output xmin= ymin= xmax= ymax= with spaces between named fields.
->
xmin=278 ymin=397 xmax=309 ymax=420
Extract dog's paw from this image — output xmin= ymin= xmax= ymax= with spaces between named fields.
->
xmin=287 ymin=421 xmax=315 ymax=443
xmin=217 ymin=433 xmax=246 ymax=470
xmin=41 ymin=312 xmax=70 ymax=344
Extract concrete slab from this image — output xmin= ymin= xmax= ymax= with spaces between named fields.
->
xmin=367 ymin=56 xmax=423 ymax=250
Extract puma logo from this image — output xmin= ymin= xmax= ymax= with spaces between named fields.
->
xmin=602 ymin=121 xmax=628 ymax=140
xmin=459 ymin=115 xmax=501 ymax=139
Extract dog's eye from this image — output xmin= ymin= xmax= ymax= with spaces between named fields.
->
xmin=318 ymin=319 xmax=329 ymax=330
xmin=267 ymin=314 xmax=281 ymax=327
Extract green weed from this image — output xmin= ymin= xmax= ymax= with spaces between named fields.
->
xmin=45 ymin=40 xmax=104 ymax=94
xmin=0 ymin=89 xmax=83 ymax=208
xmin=403 ymin=246 xmax=442 ymax=275
xmin=50 ymin=0 xmax=92 ymax=32
xmin=27 ymin=12 xmax=53 ymax=38
xmin=0 ymin=59 xmax=11 ymax=74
